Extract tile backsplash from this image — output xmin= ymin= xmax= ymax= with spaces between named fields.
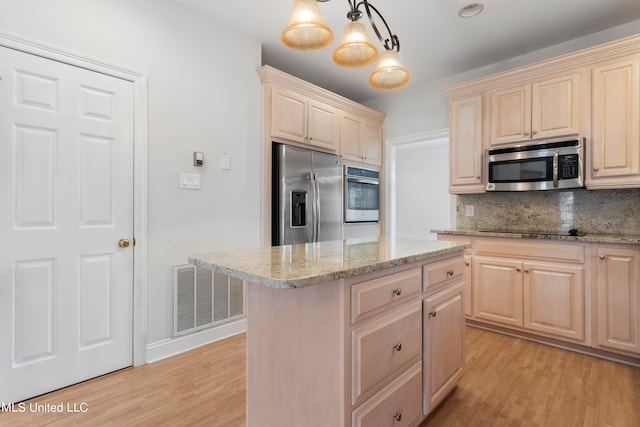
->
xmin=456 ymin=188 xmax=640 ymax=235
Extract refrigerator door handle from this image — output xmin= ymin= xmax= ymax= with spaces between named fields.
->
xmin=310 ymin=172 xmax=318 ymax=242
xmin=315 ymin=173 xmax=321 ymax=242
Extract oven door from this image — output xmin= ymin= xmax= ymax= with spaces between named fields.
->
xmin=344 ymin=176 xmax=379 ymax=222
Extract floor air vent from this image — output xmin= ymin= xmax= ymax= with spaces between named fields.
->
xmin=173 ymin=265 xmax=245 ymax=336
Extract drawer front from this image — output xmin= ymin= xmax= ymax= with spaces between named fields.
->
xmin=423 ymin=256 xmax=464 ymax=292
xmin=352 ymin=301 xmax=422 ymax=404
xmin=351 ymin=267 xmax=422 ymax=324
xmin=475 ymin=238 xmax=585 ymax=263
xmin=352 ymin=362 xmax=422 ymax=427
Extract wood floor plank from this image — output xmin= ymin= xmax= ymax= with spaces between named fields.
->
xmin=2 ymin=326 xmax=639 ymax=426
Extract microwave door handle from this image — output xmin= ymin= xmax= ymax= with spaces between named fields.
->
xmin=553 ymin=150 xmax=559 ymax=188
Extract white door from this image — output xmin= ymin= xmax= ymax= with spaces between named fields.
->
xmin=0 ymin=46 xmax=134 ymax=403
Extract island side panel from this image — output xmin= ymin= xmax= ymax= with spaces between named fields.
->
xmin=246 ymin=279 xmax=348 ymax=427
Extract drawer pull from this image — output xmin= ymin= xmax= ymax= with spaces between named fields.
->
xmin=429 ymin=310 xmax=437 ymax=317
xmin=392 ymin=288 xmax=402 ymax=296
xmin=393 ymin=343 xmax=402 ymax=352
xmin=447 ymin=269 xmax=454 ymax=276
xmin=599 ymin=255 xmax=606 ymax=260
xmin=393 ymin=412 xmax=402 ymax=422
xmin=464 ymin=261 xmax=470 ymax=266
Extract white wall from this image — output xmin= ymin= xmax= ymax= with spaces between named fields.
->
xmin=394 ymin=139 xmax=451 ymax=240
xmin=0 ymin=0 xmax=262 ymax=355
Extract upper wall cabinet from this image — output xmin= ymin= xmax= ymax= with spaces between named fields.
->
xmin=271 ymin=86 xmax=340 ymax=152
xmin=449 ymin=94 xmax=485 ymax=194
xmin=446 ymin=34 xmax=640 ymax=192
xmin=588 ymin=54 xmax=640 ymax=189
xmin=258 ymin=65 xmax=385 ymax=158
xmin=341 ymin=112 xmax=382 ymax=166
xmin=489 ymin=70 xmax=585 ymax=146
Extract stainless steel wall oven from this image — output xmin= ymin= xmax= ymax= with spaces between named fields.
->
xmin=344 ymin=165 xmax=379 ymax=223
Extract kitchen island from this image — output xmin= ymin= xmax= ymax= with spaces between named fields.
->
xmin=190 ymin=237 xmax=470 ymax=427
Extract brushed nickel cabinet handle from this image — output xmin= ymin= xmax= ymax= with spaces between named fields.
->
xmin=447 ymin=269 xmax=454 ymax=276
xmin=593 ymin=167 xmax=599 ymax=172
xmin=430 ymin=310 xmax=437 ymax=317
xmin=393 ymin=412 xmax=402 ymax=422
xmin=599 ymin=255 xmax=606 ymax=260
xmin=393 ymin=343 xmax=402 ymax=352
xmin=392 ymin=288 xmax=402 ymax=296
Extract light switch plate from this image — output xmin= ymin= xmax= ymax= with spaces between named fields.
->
xmin=180 ymin=172 xmax=201 ymax=189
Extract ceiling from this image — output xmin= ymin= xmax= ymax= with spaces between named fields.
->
xmin=175 ymin=0 xmax=640 ymax=103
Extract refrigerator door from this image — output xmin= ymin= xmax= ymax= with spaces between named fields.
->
xmin=276 ymin=145 xmax=314 ymax=245
xmin=312 ymin=151 xmax=343 ymax=242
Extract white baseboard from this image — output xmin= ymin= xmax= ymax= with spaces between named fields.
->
xmin=145 ymin=318 xmax=247 ymax=364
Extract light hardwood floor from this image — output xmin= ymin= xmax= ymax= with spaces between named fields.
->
xmin=2 ymin=327 xmax=639 ymax=426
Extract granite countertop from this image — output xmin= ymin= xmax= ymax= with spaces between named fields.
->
xmin=433 ymin=229 xmax=640 ymax=245
xmin=189 ymin=237 xmax=470 ymax=289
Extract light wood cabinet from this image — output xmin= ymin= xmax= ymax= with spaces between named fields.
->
xmin=423 ymin=282 xmax=465 ymax=414
xmin=472 ymin=239 xmax=586 ymax=342
xmin=271 ymin=86 xmax=339 ymax=152
xmin=341 ymin=112 xmax=382 ymax=166
xmin=473 ymin=256 xmax=524 ymax=327
xmin=594 ymin=245 xmax=640 ymax=355
xmin=489 ymin=70 xmax=584 ymax=146
xmin=523 ymin=262 xmax=585 ymax=341
xmin=588 ymin=54 xmax=640 ymax=188
xmin=463 ymin=254 xmax=472 ymax=318
xmin=449 ymin=94 xmax=485 ymax=194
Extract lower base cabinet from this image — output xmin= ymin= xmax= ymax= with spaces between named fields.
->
xmin=424 ymin=282 xmax=465 ymax=414
xmin=595 ymin=245 xmax=640 ymax=355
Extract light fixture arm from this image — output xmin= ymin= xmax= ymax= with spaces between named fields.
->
xmin=341 ymin=0 xmax=400 ymax=52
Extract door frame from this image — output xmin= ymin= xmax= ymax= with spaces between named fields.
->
xmin=0 ymin=31 xmax=149 ymax=366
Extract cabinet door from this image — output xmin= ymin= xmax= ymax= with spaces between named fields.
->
xmin=449 ymin=95 xmax=484 ymax=193
xmin=473 ymin=256 xmax=523 ymax=327
xmin=595 ymin=247 xmax=640 ymax=355
xmin=489 ymin=84 xmax=531 ymax=145
xmin=523 ymin=262 xmax=585 ymax=341
xmin=423 ymin=282 xmax=464 ymax=415
xmin=341 ymin=112 xmax=364 ymax=163
xmin=531 ymin=71 xmax=583 ymax=141
xmin=271 ymin=86 xmax=306 ymax=144
xmin=308 ymin=99 xmax=339 ymax=151
xmin=363 ymin=121 xmax=382 ymax=166
xmin=589 ymin=55 xmax=640 ymax=187
xmin=463 ymin=254 xmax=472 ymax=318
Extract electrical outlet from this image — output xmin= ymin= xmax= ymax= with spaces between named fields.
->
xmin=465 ymin=205 xmax=474 ymax=217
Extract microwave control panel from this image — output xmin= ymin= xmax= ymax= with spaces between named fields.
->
xmin=558 ymin=154 xmax=579 ymax=179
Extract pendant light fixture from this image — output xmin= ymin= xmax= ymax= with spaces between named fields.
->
xmin=282 ymin=0 xmax=410 ymax=90
xmin=282 ymin=0 xmax=333 ymax=50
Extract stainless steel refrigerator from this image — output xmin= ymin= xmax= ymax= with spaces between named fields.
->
xmin=272 ymin=143 xmax=343 ymax=246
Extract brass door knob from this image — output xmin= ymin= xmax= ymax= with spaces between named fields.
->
xmin=118 ymin=238 xmax=130 ymax=248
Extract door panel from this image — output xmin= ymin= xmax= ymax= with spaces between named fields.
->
xmin=0 ymin=46 xmax=134 ymax=403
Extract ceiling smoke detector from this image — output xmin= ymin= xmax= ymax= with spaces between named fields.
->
xmin=458 ymin=2 xmax=484 ymax=18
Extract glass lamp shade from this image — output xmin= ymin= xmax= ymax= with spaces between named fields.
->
xmin=332 ymin=21 xmax=378 ymax=67
xmin=369 ymin=50 xmax=410 ymax=89
xmin=281 ymin=0 xmax=333 ymax=50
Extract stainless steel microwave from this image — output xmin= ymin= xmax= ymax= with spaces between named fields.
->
xmin=485 ymin=138 xmax=584 ymax=191
xmin=344 ymin=165 xmax=379 ymax=222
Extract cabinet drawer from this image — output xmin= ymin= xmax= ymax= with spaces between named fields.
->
xmin=352 ymin=301 xmax=422 ymax=405
xmin=352 ymin=362 xmax=422 ymax=427
xmin=475 ymin=239 xmax=584 ymax=263
xmin=423 ymin=256 xmax=464 ymax=292
xmin=351 ymin=267 xmax=421 ymax=323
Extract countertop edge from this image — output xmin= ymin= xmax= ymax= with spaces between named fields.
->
xmin=433 ymin=229 xmax=640 ymax=245
xmin=189 ymin=242 xmax=470 ymax=289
